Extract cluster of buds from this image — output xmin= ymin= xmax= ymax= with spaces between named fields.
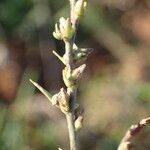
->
xmin=62 ymin=64 xmax=86 ymax=89
xmin=53 ymin=0 xmax=87 ymax=41
xmin=53 ymin=17 xmax=74 ymax=41
xmin=74 ymin=0 xmax=87 ymax=20
xmin=51 ymin=88 xmax=70 ymax=114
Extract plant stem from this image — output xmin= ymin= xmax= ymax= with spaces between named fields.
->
xmin=65 ymin=1 xmax=80 ymax=149
xmin=64 ymin=26 xmax=79 ymax=150
xmin=65 ymin=41 xmax=73 ymax=67
xmin=65 ymin=40 xmax=79 ymax=150
xmin=117 ymin=117 xmax=150 ymax=150
xmin=66 ymin=112 xmax=78 ymax=150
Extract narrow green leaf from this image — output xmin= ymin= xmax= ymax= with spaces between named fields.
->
xmin=52 ymin=50 xmax=65 ymax=65
xmin=29 ymin=79 xmax=52 ymax=103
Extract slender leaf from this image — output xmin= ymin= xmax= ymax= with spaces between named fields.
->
xmin=29 ymin=79 xmax=52 ymax=103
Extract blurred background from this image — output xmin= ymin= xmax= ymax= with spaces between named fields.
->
xmin=0 ymin=0 xmax=150 ymax=149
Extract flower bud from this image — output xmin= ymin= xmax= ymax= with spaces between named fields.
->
xmin=74 ymin=115 xmax=83 ymax=131
xmin=74 ymin=0 xmax=87 ymax=20
xmin=72 ymin=64 xmax=86 ymax=80
xmin=53 ymin=17 xmax=74 ymax=41
xmin=80 ymin=48 xmax=93 ymax=55
xmin=51 ymin=88 xmax=70 ymax=113
xmin=63 ymin=67 xmax=75 ymax=88
xmin=73 ymin=44 xmax=93 ymax=62
xmin=59 ymin=17 xmax=67 ymax=36
xmin=59 ymin=17 xmax=74 ymax=41
xmin=63 ymin=65 xmax=86 ymax=88
xmin=51 ymin=93 xmax=59 ymax=106
xmin=65 ymin=18 xmax=74 ymax=39
xmin=58 ymin=88 xmax=70 ymax=113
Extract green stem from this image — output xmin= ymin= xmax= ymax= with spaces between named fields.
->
xmin=65 ymin=41 xmax=73 ymax=67
xmin=65 ymin=1 xmax=80 ymax=150
xmin=65 ymin=41 xmax=79 ymax=150
xmin=66 ymin=112 xmax=78 ymax=150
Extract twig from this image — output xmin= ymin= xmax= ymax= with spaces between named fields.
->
xmin=66 ymin=112 xmax=78 ymax=150
xmin=63 ymin=1 xmax=80 ymax=149
xmin=30 ymin=0 xmax=88 ymax=150
xmin=64 ymin=15 xmax=79 ymax=150
xmin=117 ymin=117 xmax=150 ymax=150
xmin=64 ymin=40 xmax=79 ymax=150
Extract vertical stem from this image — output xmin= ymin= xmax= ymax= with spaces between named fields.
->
xmin=65 ymin=41 xmax=73 ymax=67
xmin=65 ymin=40 xmax=79 ymax=150
xmin=66 ymin=112 xmax=78 ymax=150
xmin=68 ymin=87 xmax=77 ymax=113
xmin=65 ymin=1 xmax=79 ymax=150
